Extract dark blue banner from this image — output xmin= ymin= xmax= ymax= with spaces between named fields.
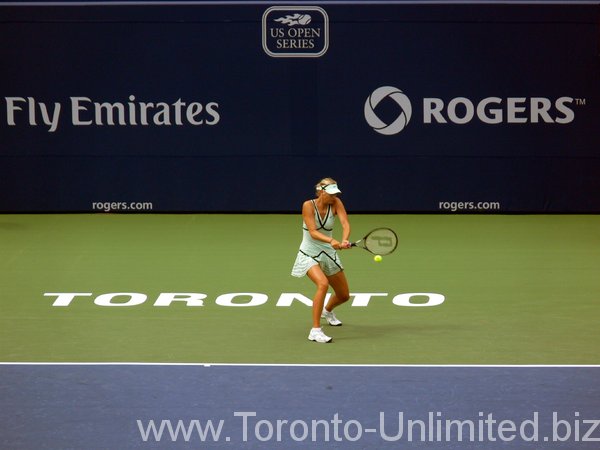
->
xmin=1 ymin=3 xmax=599 ymax=212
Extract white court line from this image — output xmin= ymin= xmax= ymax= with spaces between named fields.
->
xmin=0 ymin=362 xmax=599 ymax=367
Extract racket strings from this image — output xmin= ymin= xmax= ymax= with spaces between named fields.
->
xmin=364 ymin=229 xmax=398 ymax=255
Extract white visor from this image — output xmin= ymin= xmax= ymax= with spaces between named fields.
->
xmin=321 ymin=184 xmax=341 ymax=195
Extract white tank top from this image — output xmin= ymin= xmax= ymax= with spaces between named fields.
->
xmin=299 ymin=200 xmax=335 ymax=255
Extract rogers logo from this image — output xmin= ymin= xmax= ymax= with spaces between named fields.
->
xmin=424 ymin=96 xmax=576 ymax=125
xmin=364 ymin=86 xmax=412 ymax=135
xmin=365 ymin=86 xmax=581 ymax=135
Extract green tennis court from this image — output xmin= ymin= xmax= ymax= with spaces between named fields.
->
xmin=1 ymin=214 xmax=598 ymax=365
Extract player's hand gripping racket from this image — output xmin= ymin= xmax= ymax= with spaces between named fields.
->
xmin=351 ymin=228 xmax=398 ymax=255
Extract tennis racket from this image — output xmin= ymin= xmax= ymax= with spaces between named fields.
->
xmin=351 ymin=228 xmax=398 ymax=255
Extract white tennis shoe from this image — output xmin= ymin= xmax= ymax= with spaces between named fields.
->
xmin=308 ymin=328 xmax=332 ymax=343
xmin=322 ymin=308 xmax=342 ymax=326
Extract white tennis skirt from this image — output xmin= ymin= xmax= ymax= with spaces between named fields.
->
xmin=291 ymin=250 xmax=344 ymax=278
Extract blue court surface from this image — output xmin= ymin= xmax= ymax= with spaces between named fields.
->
xmin=1 ymin=364 xmax=598 ymax=449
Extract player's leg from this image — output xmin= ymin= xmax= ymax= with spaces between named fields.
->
xmin=306 ymin=265 xmax=329 ymax=328
xmin=325 ymin=270 xmax=350 ymax=311
xmin=306 ymin=266 xmax=333 ymax=343
xmin=321 ymin=270 xmax=349 ymax=326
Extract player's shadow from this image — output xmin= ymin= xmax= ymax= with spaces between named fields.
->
xmin=334 ymin=322 xmax=463 ymax=341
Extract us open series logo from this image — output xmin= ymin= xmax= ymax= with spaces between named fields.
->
xmin=262 ymin=6 xmax=329 ymax=58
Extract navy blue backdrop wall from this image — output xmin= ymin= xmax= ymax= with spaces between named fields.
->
xmin=1 ymin=2 xmax=599 ymax=212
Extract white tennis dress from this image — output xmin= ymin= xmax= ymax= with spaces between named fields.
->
xmin=291 ymin=200 xmax=344 ymax=277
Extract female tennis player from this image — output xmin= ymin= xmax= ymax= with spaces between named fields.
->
xmin=291 ymin=178 xmax=351 ymax=343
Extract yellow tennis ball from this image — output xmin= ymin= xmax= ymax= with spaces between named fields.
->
xmin=374 ymin=255 xmax=383 ymax=262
